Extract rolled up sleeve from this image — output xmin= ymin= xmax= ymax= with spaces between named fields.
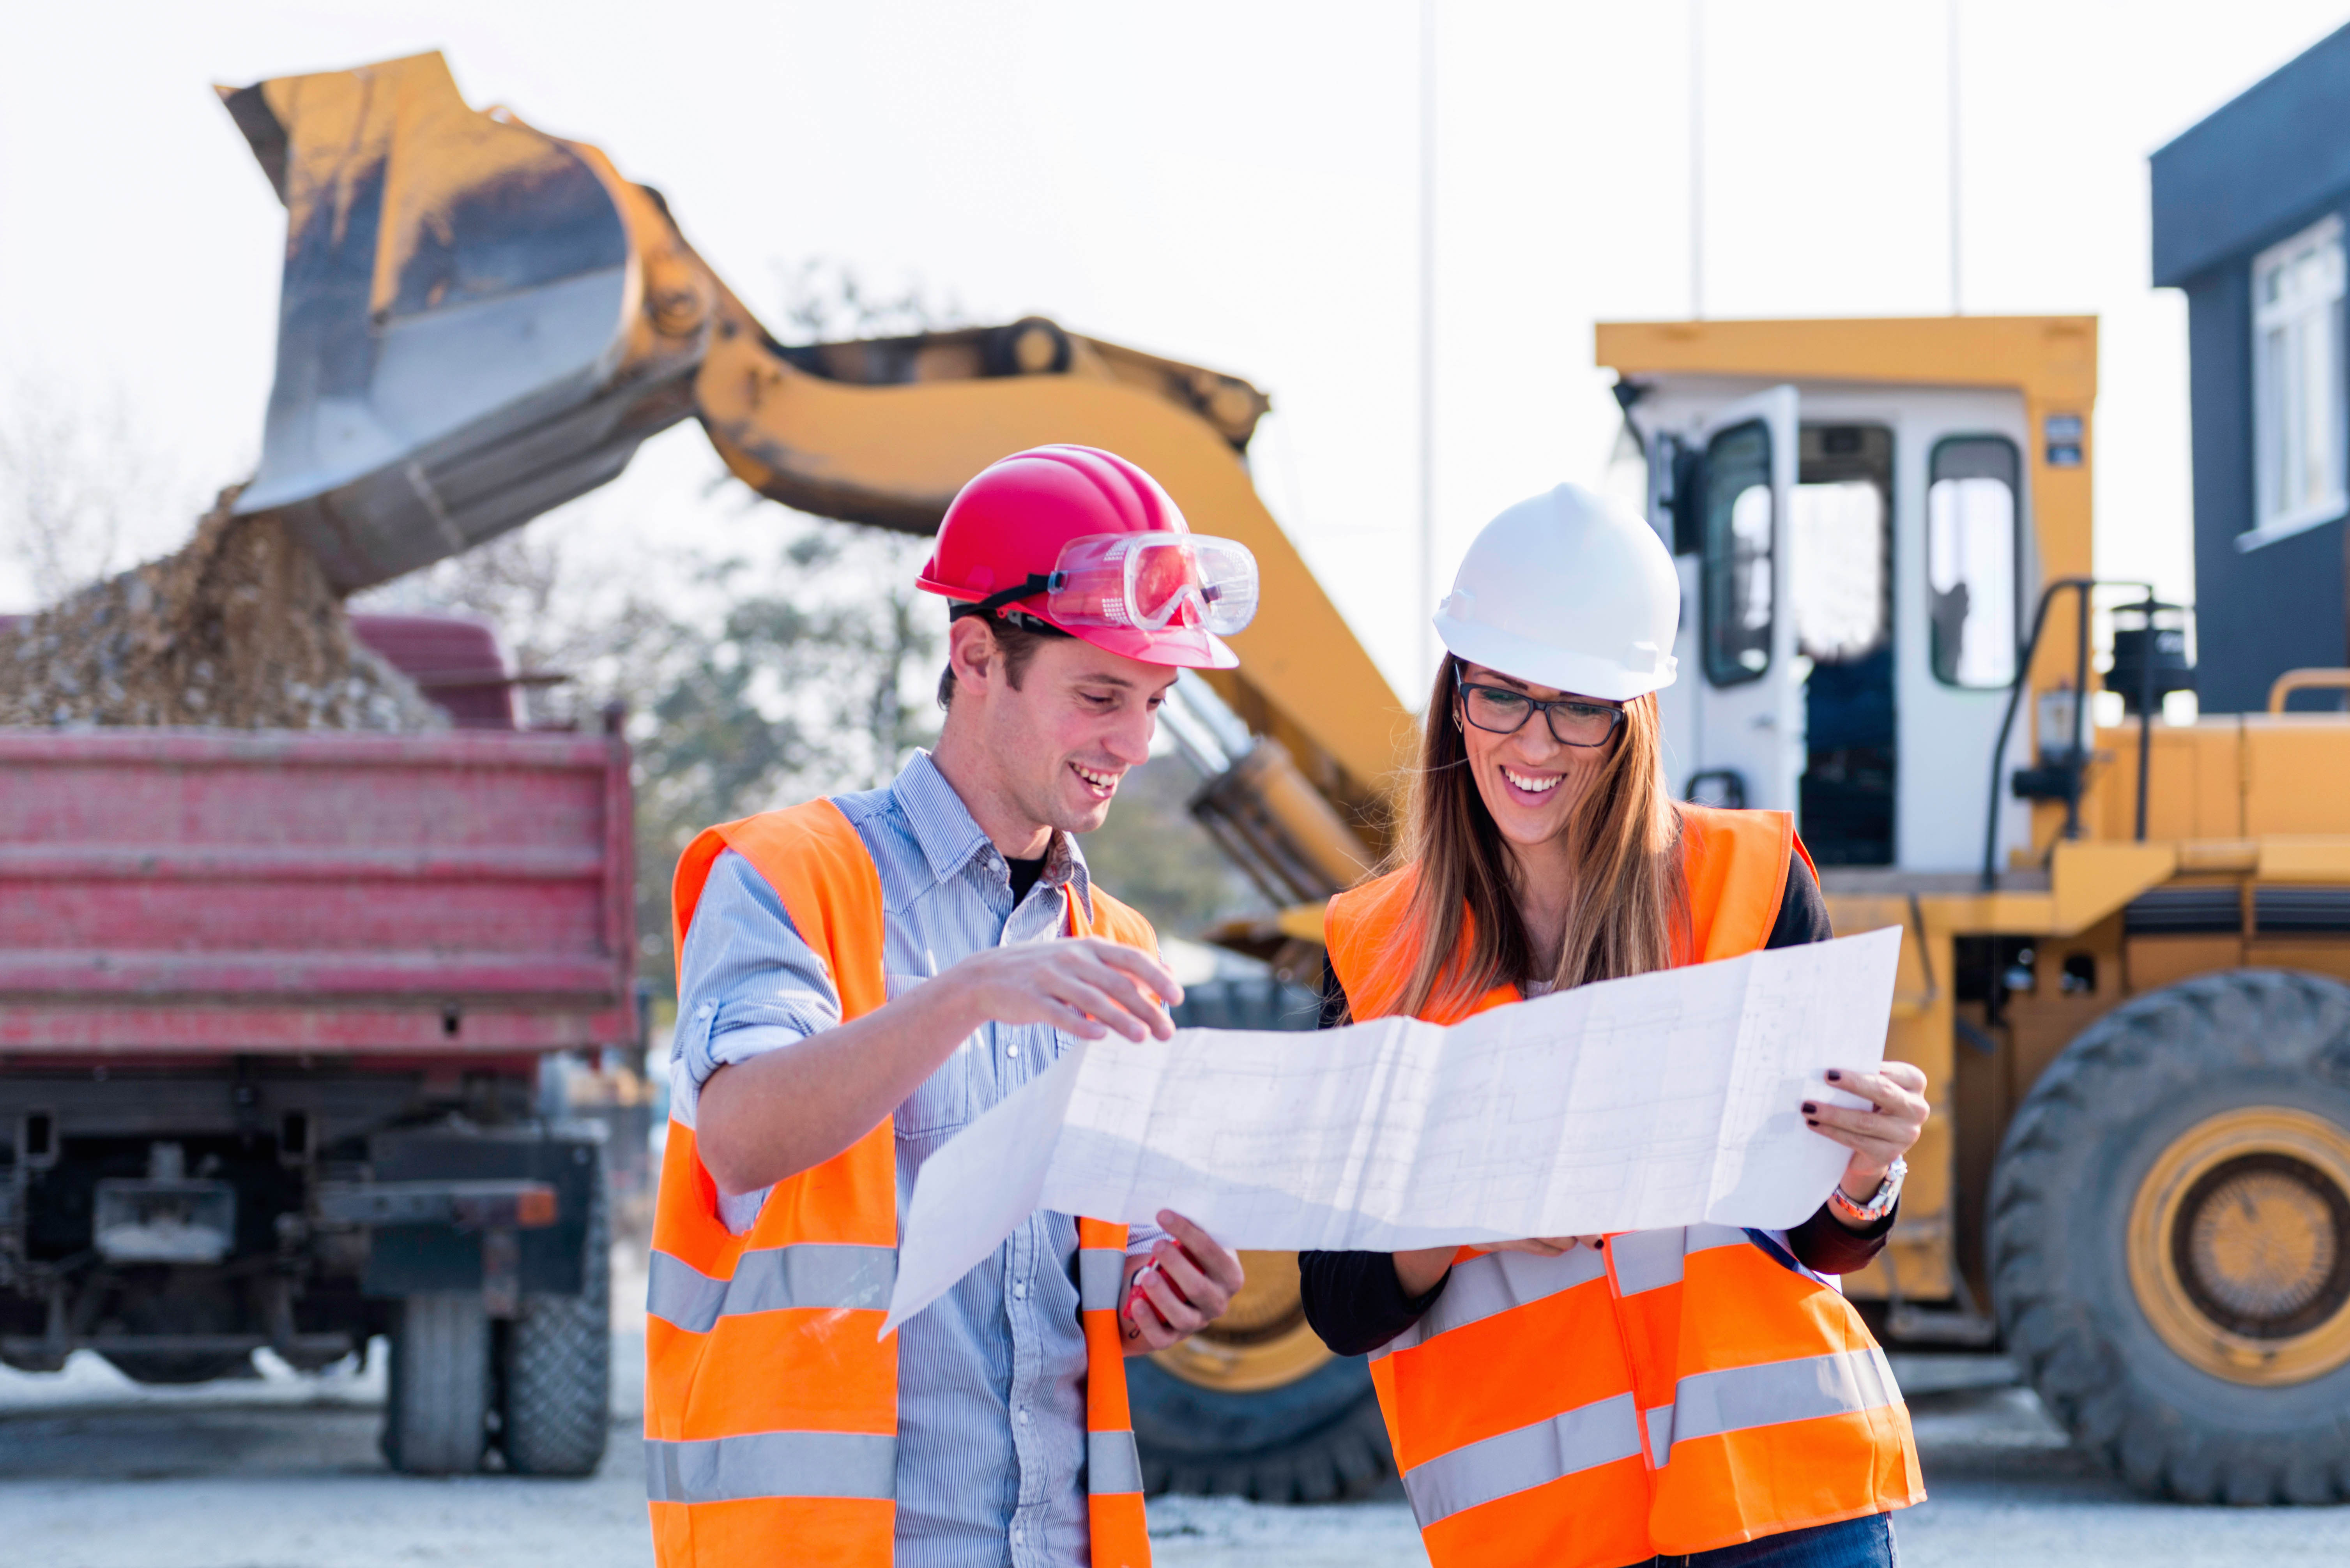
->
xmin=670 ymin=849 xmax=842 ymax=1128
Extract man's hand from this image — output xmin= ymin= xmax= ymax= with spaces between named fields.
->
xmin=698 ymin=939 xmax=1182 ymax=1195
xmin=1805 ymin=1062 xmax=1930 ymax=1226
xmin=948 ymin=938 xmax=1182 ymax=1043
xmin=1120 ymin=1210 xmax=1245 ymax=1354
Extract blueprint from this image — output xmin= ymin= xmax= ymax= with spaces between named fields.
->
xmin=882 ymin=925 xmax=1902 ymax=1335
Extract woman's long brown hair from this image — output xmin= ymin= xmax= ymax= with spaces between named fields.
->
xmin=1393 ymin=656 xmax=1688 ymax=1019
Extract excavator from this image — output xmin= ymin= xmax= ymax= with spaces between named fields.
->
xmin=217 ymin=51 xmax=2350 ymax=1508
xmin=217 ymin=51 xmax=1398 ymax=1498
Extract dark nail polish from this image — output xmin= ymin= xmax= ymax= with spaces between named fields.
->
xmin=1595 ymin=1239 xmax=1605 ymax=1249
xmin=1802 ymin=1102 xmax=1818 ymax=1114
xmin=1826 ymin=1070 xmax=1842 ymax=1082
xmin=1806 ymin=1118 xmax=1820 ymax=1127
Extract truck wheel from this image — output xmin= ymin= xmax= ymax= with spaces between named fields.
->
xmin=1130 ymin=1252 xmax=1392 ymax=1501
xmin=383 ymin=1291 xmax=490 ymax=1474
xmin=1991 ymin=969 xmax=2350 ymax=1504
xmin=1131 ymin=1355 xmax=1390 ymax=1501
xmin=498 ymin=1153 xmax=612 ymax=1476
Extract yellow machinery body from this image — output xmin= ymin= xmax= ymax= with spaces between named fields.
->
xmin=1598 ymin=318 xmax=2350 ymax=1495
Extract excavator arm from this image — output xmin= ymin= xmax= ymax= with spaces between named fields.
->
xmin=219 ymin=51 xmax=1399 ymax=912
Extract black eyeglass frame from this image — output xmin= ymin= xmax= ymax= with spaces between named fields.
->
xmin=1453 ymin=680 xmax=1628 ymax=748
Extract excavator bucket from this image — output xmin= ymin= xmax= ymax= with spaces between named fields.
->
xmin=219 ymin=53 xmax=705 ymax=589
xmin=218 ymin=49 xmax=1409 ymax=856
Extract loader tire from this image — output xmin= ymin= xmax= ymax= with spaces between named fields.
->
xmin=383 ymin=1291 xmax=490 ymax=1474
xmin=498 ymin=1153 xmax=612 ymax=1477
xmin=1991 ymin=969 xmax=2350 ymax=1504
xmin=1130 ymin=1353 xmax=1393 ymax=1502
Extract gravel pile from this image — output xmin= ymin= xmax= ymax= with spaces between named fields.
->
xmin=0 ymin=488 xmax=445 ymax=731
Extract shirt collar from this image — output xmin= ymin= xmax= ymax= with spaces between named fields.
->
xmin=891 ymin=750 xmax=1095 ymax=920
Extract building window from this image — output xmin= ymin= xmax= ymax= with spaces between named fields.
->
xmin=1927 ymin=436 xmax=2021 ymax=689
xmin=2250 ymin=214 xmax=2347 ymax=546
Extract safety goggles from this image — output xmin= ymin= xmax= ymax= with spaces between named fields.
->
xmin=965 ymin=533 xmax=1260 ymax=637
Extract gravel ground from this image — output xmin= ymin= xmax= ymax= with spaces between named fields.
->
xmin=4 ymin=1305 xmax=2348 ymax=1568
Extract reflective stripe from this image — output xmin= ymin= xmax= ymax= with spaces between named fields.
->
xmin=1079 ymin=1247 xmax=1127 ymax=1312
xmin=1376 ymin=1245 xmax=1609 ymax=1357
xmin=1399 ymin=1392 xmax=1643 ymax=1527
xmin=1685 ymin=1222 xmax=1752 ymax=1255
xmin=1657 ymin=1348 xmax=1902 ymax=1462
xmin=1609 ymin=1224 xmax=1756 ymax=1296
xmin=646 ymin=1243 xmax=896 ymax=1333
xmin=1087 ymin=1428 xmax=1144 ymax=1495
xmin=1609 ymin=1229 xmax=1686 ymax=1295
xmin=1642 ymin=1402 xmax=1675 ymax=1468
xmin=1421 ymin=1247 xmax=1607 ymax=1342
xmin=644 ymin=1430 xmax=897 ymax=1503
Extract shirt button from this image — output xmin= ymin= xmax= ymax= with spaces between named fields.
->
xmin=1014 ymin=1282 xmax=1027 ymax=1300
xmin=1006 ymin=1042 xmax=1019 ymax=1057
xmin=1019 ymin=1408 xmax=1031 ymax=1424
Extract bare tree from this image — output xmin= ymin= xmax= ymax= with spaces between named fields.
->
xmin=0 ymin=377 xmax=189 ymax=605
xmin=771 ymin=258 xmax=971 ymax=342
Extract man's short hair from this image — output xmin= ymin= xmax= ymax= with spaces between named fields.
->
xmin=937 ymin=612 xmax=1057 ymax=709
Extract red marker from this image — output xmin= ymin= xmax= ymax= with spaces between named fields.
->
xmin=1122 ymin=1263 xmax=1160 ymax=1331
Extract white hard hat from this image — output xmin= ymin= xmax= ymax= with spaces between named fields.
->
xmin=1431 ymin=483 xmax=1680 ymax=702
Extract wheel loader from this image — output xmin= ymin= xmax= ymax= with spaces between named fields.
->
xmin=1588 ymin=316 xmax=2350 ymax=1504
xmin=35 ymin=48 xmax=2350 ymax=1505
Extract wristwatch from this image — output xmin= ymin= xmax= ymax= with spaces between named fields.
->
xmin=1828 ymin=1157 xmax=1906 ymax=1225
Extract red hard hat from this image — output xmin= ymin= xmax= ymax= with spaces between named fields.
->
xmin=917 ymin=445 xmax=1239 ymax=669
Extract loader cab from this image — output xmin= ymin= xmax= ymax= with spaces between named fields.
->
xmin=1613 ymin=358 xmax=2044 ymax=873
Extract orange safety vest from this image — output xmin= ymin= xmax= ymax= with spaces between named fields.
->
xmin=646 ymin=801 xmax=1156 ymax=1568
xmin=1325 ymin=805 xmax=1922 ymax=1568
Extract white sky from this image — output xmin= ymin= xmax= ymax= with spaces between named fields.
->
xmin=5 ymin=1 xmax=2347 ymax=700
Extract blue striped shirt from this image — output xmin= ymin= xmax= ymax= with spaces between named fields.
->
xmin=669 ymin=750 xmax=1159 ymax=1568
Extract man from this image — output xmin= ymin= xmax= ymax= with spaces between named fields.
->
xmin=646 ymin=445 xmax=1257 ymax=1568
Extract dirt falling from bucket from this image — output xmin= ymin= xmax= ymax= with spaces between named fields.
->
xmin=0 ymin=487 xmax=445 ymax=731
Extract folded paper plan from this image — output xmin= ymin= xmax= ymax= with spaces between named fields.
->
xmin=883 ymin=925 xmax=1903 ymax=1335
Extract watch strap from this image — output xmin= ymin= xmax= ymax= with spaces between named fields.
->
xmin=1828 ymin=1156 xmax=1906 ymax=1224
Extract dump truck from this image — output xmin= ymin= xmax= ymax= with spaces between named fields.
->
xmin=1591 ymin=315 xmax=2350 ymax=1504
xmin=0 ymin=613 xmax=635 ymax=1476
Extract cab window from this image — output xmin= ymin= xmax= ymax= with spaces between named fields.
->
xmin=1702 ymin=421 xmax=1774 ymax=686
xmin=1926 ymin=436 xmax=2021 ymax=688
xmin=1790 ymin=424 xmax=1892 ymax=665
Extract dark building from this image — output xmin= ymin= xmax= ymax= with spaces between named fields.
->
xmin=2152 ymin=25 xmax=2350 ymax=711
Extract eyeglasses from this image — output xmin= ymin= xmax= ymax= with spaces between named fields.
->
xmin=1457 ymin=681 xmax=1626 ymax=747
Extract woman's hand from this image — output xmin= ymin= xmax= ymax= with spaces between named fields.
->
xmin=1805 ymin=1063 xmax=1929 ymax=1224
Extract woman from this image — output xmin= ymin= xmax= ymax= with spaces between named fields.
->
xmin=1300 ymin=485 xmax=1931 ymax=1568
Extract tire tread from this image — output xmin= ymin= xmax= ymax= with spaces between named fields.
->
xmin=1991 ymin=969 xmax=2350 ymax=1503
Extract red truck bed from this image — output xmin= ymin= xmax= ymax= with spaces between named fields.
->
xmin=0 ymin=728 xmax=635 ymax=1054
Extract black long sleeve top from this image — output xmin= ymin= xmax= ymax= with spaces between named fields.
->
xmin=1299 ymin=854 xmax=1897 ymax=1358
